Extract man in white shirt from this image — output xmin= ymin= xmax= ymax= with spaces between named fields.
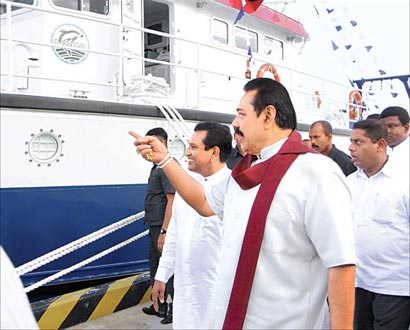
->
xmin=1 ymin=246 xmax=39 ymax=330
xmin=150 ymin=122 xmax=231 ymax=328
xmin=379 ymin=106 xmax=409 ymax=176
xmin=347 ymin=119 xmax=410 ymax=329
xmin=130 ymin=78 xmax=356 ymax=329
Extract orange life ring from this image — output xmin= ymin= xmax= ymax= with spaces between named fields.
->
xmin=348 ymin=90 xmax=363 ymax=120
xmin=256 ymin=63 xmax=281 ymax=82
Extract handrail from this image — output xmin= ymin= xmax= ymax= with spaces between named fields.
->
xmin=0 ymin=0 xmax=365 ymax=127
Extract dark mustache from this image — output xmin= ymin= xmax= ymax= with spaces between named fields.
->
xmin=234 ymin=128 xmax=244 ymax=137
xmin=311 ymin=144 xmax=319 ymax=149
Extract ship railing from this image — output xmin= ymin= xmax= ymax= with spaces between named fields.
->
xmin=0 ymin=0 xmax=360 ymax=127
xmin=15 ymin=211 xmax=147 ymax=293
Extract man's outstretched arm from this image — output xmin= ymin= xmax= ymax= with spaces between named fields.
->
xmin=129 ymin=131 xmax=214 ymax=217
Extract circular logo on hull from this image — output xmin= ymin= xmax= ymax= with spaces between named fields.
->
xmin=51 ymin=24 xmax=89 ymax=64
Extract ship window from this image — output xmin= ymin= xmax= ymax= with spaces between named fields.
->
xmin=212 ymin=18 xmax=228 ymax=45
xmin=1 ymin=0 xmax=34 ymax=15
xmin=264 ymin=36 xmax=283 ymax=60
xmin=52 ymin=0 xmax=109 ymax=15
xmin=29 ymin=133 xmax=59 ymax=162
xmin=234 ymin=26 xmax=258 ymax=52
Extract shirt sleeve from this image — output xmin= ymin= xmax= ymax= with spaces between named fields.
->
xmin=155 ymin=196 xmax=179 ymax=282
xmin=159 ymin=168 xmax=176 ymax=195
xmin=205 ymin=175 xmax=230 ymax=220
xmin=305 ymin=163 xmax=356 ymax=268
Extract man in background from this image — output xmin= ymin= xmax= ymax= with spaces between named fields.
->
xmin=309 ymin=120 xmax=357 ymax=176
xmin=152 ymin=122 xmax=232 ymax=328
xmin=226 ymin=130 xmax=245 ymax=169
xmin=379 ymin=106 xmax=409 ymax=175
xmin=347 ymin=119 xmax=409 ymax=329
xmin=141 ymin=127 xmax=175 ymax=322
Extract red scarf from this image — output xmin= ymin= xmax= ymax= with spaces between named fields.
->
xmin=223 ymin=130 xmax=316 ymax=329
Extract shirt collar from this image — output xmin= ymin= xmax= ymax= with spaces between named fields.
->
xmin=355 ymin=157 xmax=393 ymax=179
xmin=201 ymin=165 xmax=231 ymax=186
xmin=257 ymin=137 xmax=288 ymax=162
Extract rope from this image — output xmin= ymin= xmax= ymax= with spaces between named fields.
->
xmin=24 ymin=229 xmax=149 ymax=293
xmin=16 ymin=212 xmax=145 ymax=276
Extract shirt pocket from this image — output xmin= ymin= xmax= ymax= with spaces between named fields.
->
xmin=262 ymin=208 xmax=291 ymax=254
xmin=371 ymin=190 xmax=401 ymax=225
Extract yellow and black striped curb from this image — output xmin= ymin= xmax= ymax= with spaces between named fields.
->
xmin=31 ymin=272 xmax=151 ymax=329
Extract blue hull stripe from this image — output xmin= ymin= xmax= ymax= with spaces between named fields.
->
xmin=0 ymin=184 xmax=149 ymax=287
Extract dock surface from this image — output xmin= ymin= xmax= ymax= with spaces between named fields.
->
xmin=67 ymin=301 xmax=172 ymax=329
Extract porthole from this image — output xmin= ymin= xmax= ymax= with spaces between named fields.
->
xmin=25 ymin=130 xmax=64 ymax=166
xmin=169 ymin=138 xmax=186 ymax=161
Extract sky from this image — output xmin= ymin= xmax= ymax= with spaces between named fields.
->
xmin=266 ymin=0 xmax=410 ymax=110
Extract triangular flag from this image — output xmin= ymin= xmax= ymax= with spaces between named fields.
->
xmin=326 ymin=8 xmax=334 ymax=14
xmin=391 ymin=92 xmax=398 ymax=98
xmin=247 ymin=45 xmax=252 ymax=58
xmin=234 ymin=6 xmax=245 ymax=25
xmin=331 ymin=40 xmax=339 ymax=51
xmin=365 ymin=45 xmax=373 ymax=52
xmin=345 ymin=44 xmax=352 ymax=50
xmin=350 ymin=20 xmax=358 ymax=27
xmin=379 ymin=70 xmax=387 ymax=75
xmin=335 ymin=25 xmax=342 ymax=32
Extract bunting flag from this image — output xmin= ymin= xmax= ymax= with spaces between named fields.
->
xmin=234 ymin=6 xmax=245 ymax=25
xmin=313 ymin=1 xmax=401 ymax=113
xmin=247 ymin=45 xmax=253 ymax=59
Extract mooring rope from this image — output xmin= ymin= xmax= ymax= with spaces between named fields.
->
xmin=24 ymin=229 xmax=149 ymax=293
xmin=16 ymin=211 xmax=145 ymax=276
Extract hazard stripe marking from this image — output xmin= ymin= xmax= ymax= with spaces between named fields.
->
xmin=88 ymin=275 xmax=138 ymax=320
xmin=37 ymin=288 xmax=89 ymax=329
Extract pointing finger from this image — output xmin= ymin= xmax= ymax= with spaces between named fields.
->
xmin=128 ymin=131 xmax=141 ymax=139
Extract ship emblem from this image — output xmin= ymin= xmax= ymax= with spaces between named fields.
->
xmin=51 ymin=24 xmax=89 ymax=64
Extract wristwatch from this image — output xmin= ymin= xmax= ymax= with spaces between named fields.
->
xmin=160 ymin=228 xmax=167 ymax=234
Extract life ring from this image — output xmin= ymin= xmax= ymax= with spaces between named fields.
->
xmin=256 ymin=63 xmax=281 ymax=82
xmin=348 ymin=90 xmax=363 ymax=120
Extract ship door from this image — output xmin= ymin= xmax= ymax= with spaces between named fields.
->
xmin=121 ymin=0 xmax=144 ymax=88
xmin=143 ymin=0 xmax=171 ymax=86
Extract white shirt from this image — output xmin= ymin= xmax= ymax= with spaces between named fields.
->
xmin=206 ymin=139 xmax=356 ymax=329
xmin=155 ymin=166 xmax=231 ymax=329
xmin=388 ymin=136 xmax=409 ymax=180
xmin=1 ymin=246 xmax=39 ymax=330
xmin=347 ymin=159 xmax=410 ymax=296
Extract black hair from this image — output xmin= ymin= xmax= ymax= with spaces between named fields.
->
xmin=352 ymin=119 xmax=388 ymax=143
xmin=310 ymin=120 xmax=333 ymax=135
xmin=243 ymin=78 xmax=297 ymax=130
xmin=194 ymin=122 xmax=233 ymax=162
xmin=366 ymin=113 xmax=380 ymax=120
xmin=146 ymin=127 xmax=168 ymax=145
xmin=380 ymin=106 xmax=409 ymax=125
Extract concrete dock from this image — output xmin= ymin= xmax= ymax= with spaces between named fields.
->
xmin=67 ymin=301 xmax=172 ymax=330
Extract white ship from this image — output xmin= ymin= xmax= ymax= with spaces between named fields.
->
xmin=1 ymin=0 xmax=371 ymax=289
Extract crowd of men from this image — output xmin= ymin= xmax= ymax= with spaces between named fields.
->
xmin=1 ymin=78 xmax=407 ymax=330
xmin=130 ymin=78 xmax=409 ymax=330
